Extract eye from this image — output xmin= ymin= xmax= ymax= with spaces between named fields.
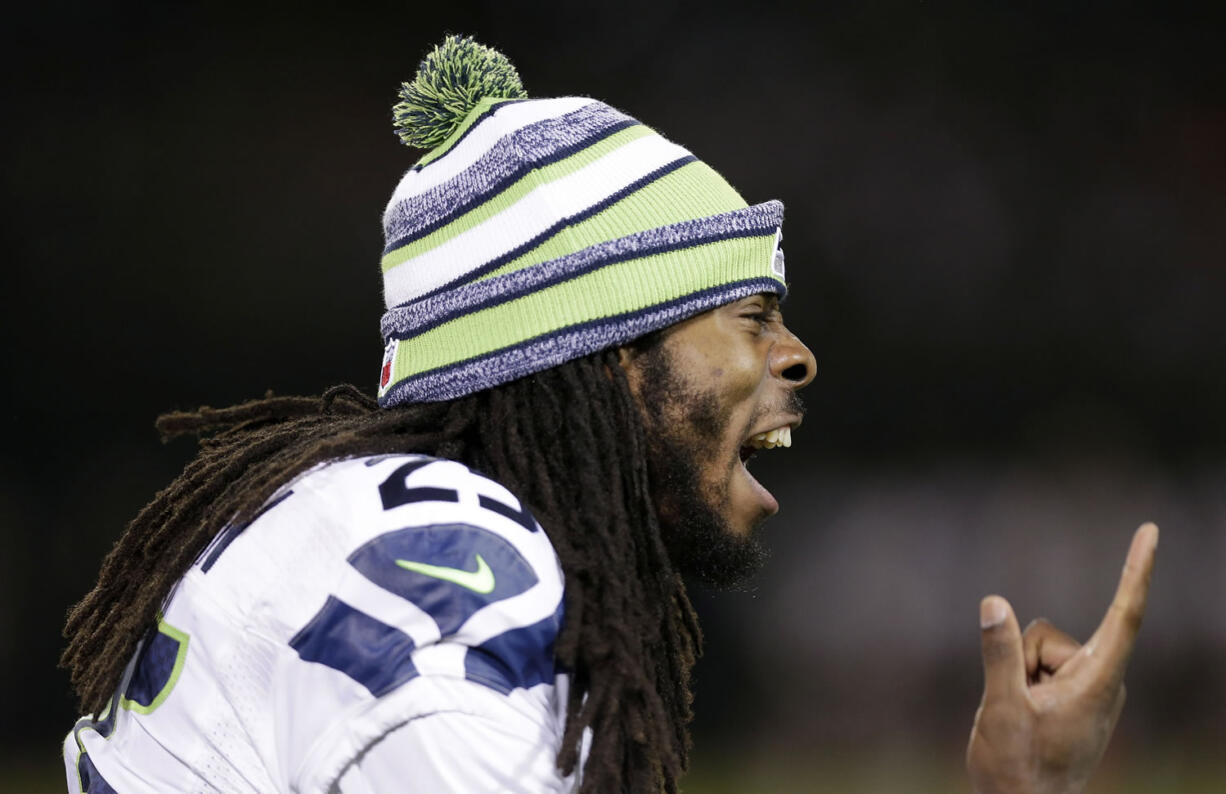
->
xmin=736 ymin=296 xmax=781 ymax=332
xmin=740 ymin=308 xmax=769 ymax=327
xmin=740 ymin=304 xmax=781 ymax=330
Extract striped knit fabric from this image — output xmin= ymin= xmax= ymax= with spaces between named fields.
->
xmin=378 ymin=95 xmax=788 ymax=406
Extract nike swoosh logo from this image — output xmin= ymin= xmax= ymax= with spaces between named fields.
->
xmin=395 ymin=554 xmax=496 ymax=594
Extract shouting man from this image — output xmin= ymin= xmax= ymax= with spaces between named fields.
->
xmin=61 ymin=36 xmax=1157 ymax=794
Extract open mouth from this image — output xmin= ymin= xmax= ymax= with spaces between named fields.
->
xmin=736 ymin=424 xmax=795 ymax=517
xmin=738 ymin=425 xmax=793 ymax=463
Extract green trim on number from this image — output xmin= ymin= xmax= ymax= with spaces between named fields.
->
xmin=119 ymin=619 xmax=190 ymax=715
xmin=71 ymin=617 xmax=191 ymax=789
xmin=72 ymin=685 xmax=118 ymax=790
xmin=72 ymin=693 xmax=115 ymax=752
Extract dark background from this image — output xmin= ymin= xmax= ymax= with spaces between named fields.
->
xmin=6 ymin=2 xmax=1225 ymax=790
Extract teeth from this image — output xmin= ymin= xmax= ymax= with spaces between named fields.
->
xmin=745 ymin=426 xmax=794 ymax=451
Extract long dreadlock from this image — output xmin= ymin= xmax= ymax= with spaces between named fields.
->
xmin=61 ymin=348 xmax=701 ymax=793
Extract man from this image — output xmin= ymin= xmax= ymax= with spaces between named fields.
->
xmin=61 ymin=36 xmax=1157 ymax=793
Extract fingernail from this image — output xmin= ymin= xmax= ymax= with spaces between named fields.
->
xmin=1141 ymin=521 xmax=1159 ymax=549
xmin=980 ymin=597 xmax=1007 ymax=629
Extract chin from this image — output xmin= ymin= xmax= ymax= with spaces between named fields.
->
xmin=659 ymin=491 xmax=770 ymax=589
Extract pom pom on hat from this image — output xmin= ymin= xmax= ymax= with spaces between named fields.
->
xmin=393 ymin=34 xmax=528 ymax=150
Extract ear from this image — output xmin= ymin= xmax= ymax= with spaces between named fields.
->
xmin=613 ymin=344 xmax=646 ymax=398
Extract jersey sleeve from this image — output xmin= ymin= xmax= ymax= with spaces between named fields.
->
xmin=263 ymin=455 xmax=569 ymax=793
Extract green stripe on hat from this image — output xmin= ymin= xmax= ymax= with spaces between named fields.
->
xmin=388 ymin=231 xmax=778 ymax=383
xmin=478 ymin=160 xmax=750 ymax=282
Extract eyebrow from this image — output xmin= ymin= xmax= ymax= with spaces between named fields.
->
xmin=736 ymin=293 xmax=782 ymax=313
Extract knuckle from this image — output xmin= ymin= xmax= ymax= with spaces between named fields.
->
xmin=1031 ymin=688 xmax=1059 ymax=712
xmin=981 ymin=638 xmax=1014 ymax=664
xmin=1023 ymin=616 xmax=1051 ymax=635
xmin=1110 ymin=601 xmax=1144 ymax=632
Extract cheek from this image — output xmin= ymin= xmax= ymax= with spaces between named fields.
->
xmin=710 ymin=346 xmax=768 ymax=397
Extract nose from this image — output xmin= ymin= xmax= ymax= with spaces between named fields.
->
xmin=771 ymin=325 xmax=817 ymax=389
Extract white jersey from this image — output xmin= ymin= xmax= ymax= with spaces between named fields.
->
xmin=63 ymin=455 xmax=583 ymax=793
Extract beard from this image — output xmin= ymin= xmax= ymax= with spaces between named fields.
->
xmin=633 ymin=344 xmax=769 ymax=589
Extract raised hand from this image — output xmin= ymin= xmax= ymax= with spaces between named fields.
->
xmin=967 ymin=522 xmax=1159 ymax=794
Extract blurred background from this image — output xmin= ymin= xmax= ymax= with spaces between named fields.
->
xmin=6 ymin=1 xmax=1225 ymax=791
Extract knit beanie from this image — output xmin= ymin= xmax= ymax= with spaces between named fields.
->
xmin=377 ymin=35 xmax=788 ymax=407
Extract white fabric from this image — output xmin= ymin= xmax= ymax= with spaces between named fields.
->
xmin=63 ymin=455 xmax=578 ymax=793
xmin=332 ymin=706 xmax=572 ymax=793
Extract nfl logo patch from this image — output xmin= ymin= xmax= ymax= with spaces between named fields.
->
xmin=379 ymin=340 xmax=398 ymax=395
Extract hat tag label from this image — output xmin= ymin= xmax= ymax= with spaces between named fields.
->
xmin=770 ymin=228 xmax=786 ymax=279
xmin=379 ymin=340 xmax=399 ymax=395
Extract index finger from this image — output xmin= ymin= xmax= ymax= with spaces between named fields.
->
xmin=1085 ymin=522 xmax=1159 ymax=686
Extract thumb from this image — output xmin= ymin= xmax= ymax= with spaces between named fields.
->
xmin=979 ymin=595 xmax=1026 ymax=701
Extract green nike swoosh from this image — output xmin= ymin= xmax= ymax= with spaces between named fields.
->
xmin=395 ymin=553 xmax=496 ymax=594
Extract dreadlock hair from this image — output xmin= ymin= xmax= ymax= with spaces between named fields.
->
xmin=61 ymin=348 xmax=702 ymax=793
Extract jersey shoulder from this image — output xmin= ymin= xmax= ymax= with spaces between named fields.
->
xmin=280 ymin=455 xmax=566 ymax=689
xmin=194 ymin=453 xmax=563 ymax=653
xmin=145 ymin=455 xmax=569 ymax=793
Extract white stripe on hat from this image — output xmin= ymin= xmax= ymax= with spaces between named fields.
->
xmin=386 ymin=96 xmax=598 ymax=200
xmin=383 ymin=132 xmax=693 ymax=307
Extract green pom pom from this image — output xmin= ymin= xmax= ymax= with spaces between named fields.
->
xmin=393 ymin=35 xmax=528 ymax=150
